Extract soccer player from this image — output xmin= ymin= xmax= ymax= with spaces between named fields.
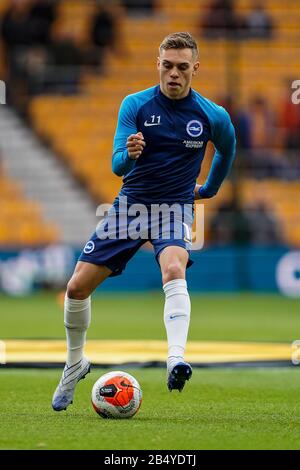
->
xmin=52 ymin=32 xmax=236 ymax=411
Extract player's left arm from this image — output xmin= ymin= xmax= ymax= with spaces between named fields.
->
xmin=194 ymin=108 xmax=236 ymax=200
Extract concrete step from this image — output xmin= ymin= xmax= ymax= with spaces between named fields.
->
xmin=0 ymin=107 xmax=97 ymax=246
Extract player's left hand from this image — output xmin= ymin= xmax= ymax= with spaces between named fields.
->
xmin=194 ymin=184 xmax=215 ymax=199
xmin=194 ymin=184 xmax=202 ymax=200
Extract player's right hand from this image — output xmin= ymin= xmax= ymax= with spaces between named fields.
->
xmin=126 ymin=132 xmax=146 ymax=160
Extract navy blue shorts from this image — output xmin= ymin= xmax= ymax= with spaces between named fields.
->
xmin=79 ymin=197 xmax=194 ymax=277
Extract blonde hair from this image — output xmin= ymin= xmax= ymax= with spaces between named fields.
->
xmin=159 ymin=32 xmax=199 ymax=60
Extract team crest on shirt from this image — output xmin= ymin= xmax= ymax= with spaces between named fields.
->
xmin=83 ymin=240 xmax=95 ymax=254
xmin=186 ymin=120 xmax=203 ymax=138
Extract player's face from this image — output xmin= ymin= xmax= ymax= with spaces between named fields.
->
xmin=157 ymin=48 xmax=200 ymax=100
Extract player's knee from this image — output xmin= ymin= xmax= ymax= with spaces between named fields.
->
xmin=162 ymin=262 xmax=185 ymax=284
xmin=66 ymin=278 xmax=90 ymax=300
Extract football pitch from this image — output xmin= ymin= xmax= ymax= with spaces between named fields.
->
xmin=1 ymin=292 xmax=300 ymax=450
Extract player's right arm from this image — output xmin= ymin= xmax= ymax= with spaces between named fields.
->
xmin=112 ymin=95 xmax=145 ymax=176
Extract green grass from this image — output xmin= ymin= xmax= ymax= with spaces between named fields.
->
xmin=0 ymin=291 xmax=300 ymax=342
xmin=1 ymin=292 xmax=300 ymax=449
xmin=1 ymin=368 xmax=300 ymax=450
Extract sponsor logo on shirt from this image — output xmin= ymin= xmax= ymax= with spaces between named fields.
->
xmin=183 ymin=140 xmax=204 ymax=148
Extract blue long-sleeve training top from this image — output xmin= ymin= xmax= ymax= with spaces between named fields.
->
xmin=112 ymin=85 xmax=236 ymax=205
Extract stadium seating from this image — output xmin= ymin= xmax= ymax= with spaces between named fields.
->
xmin=28 ymin=0 xmax=300 ymax=247
xmin=0 ymin=173 xmax=60 ymax=246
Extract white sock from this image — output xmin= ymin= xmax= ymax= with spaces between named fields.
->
xmin=163 ymin=279 xmax=191 ymax=372
xmin=64 ymin=295 xmax=91 ymax=367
